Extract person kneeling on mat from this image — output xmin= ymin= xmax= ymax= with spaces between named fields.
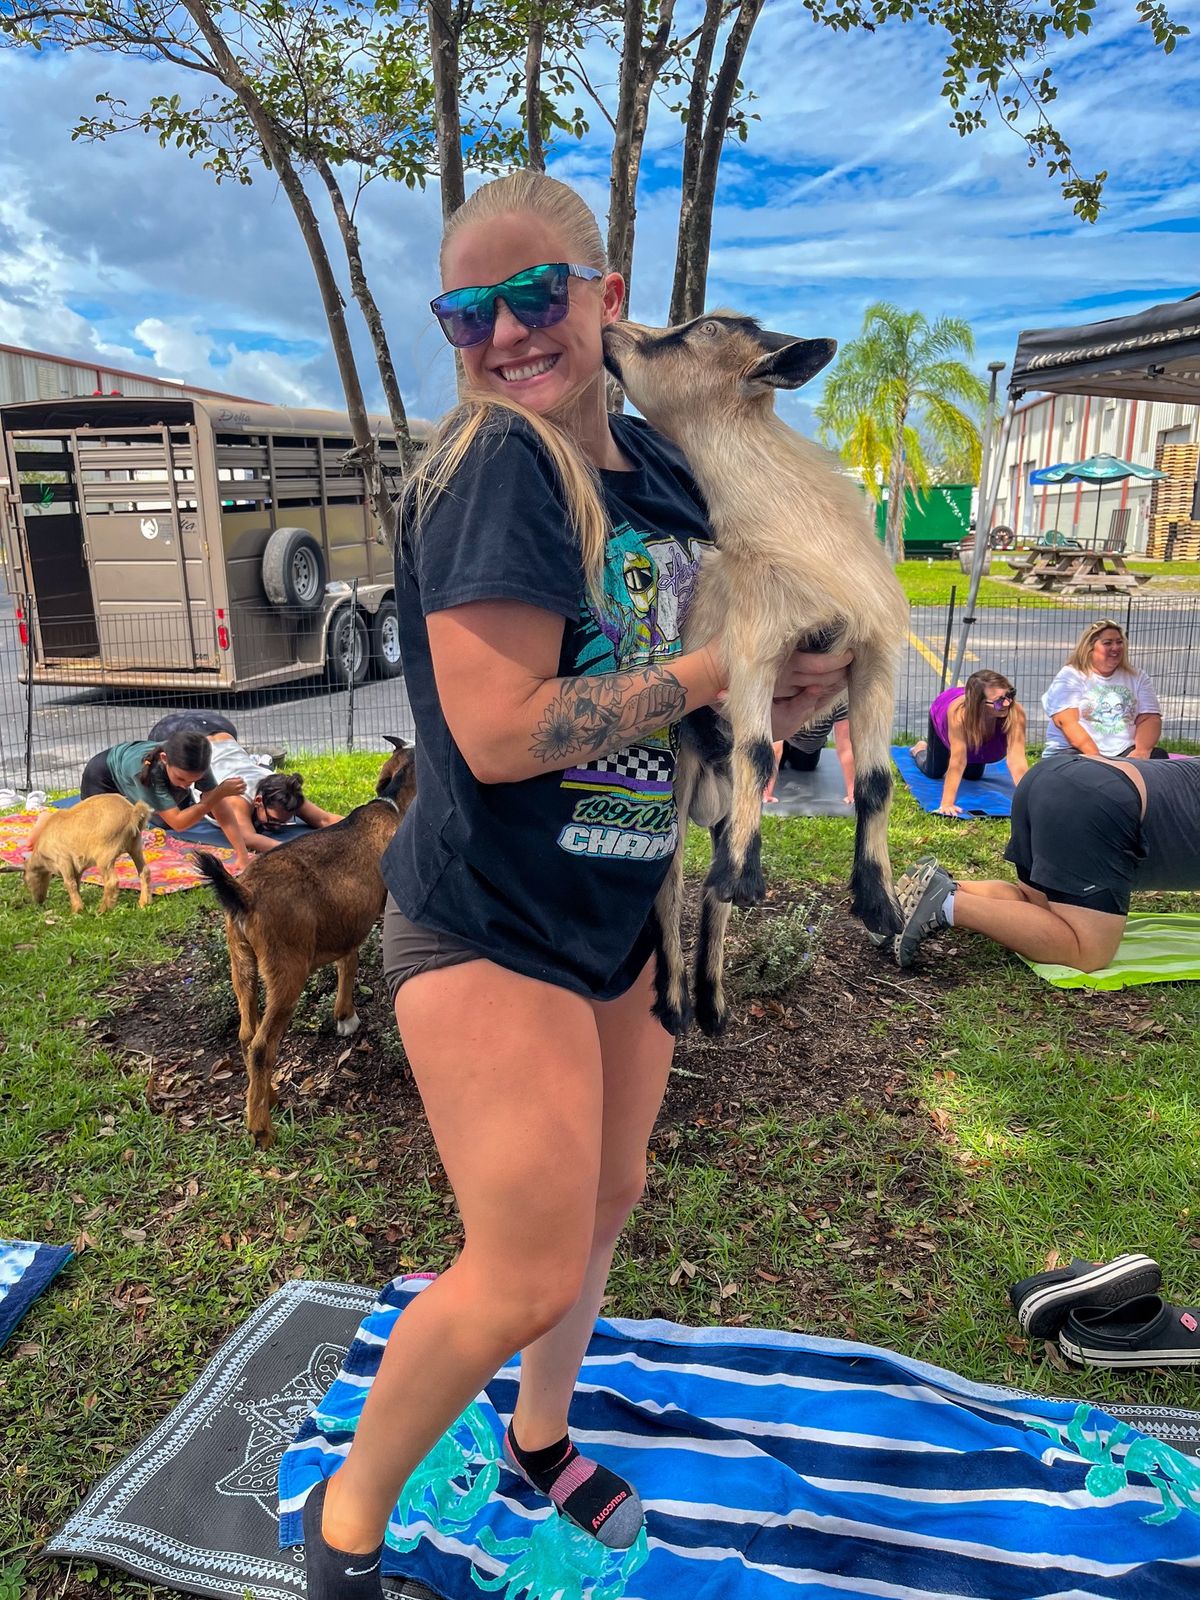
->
xmin=909 ymin=670 xmax=1028 ymax=816
xmin=893 ymin=752 xmax=1200 ymax=972
xmin=80 ymin=733 xmax=248 ymax=863
xmin=778 ymin=706 xmax=856 ymax=805
xmin=147 ymin=713 xmax=342 ymax=864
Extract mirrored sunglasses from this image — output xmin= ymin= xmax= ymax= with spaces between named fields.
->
xmin=987 ymin=694 xmax=1015 ymax=708
xmin=430 ymin=262 xmax=603 ymax=349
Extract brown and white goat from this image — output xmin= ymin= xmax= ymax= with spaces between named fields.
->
xmin=24 ymin=795 xmax=152 ymax=914
xmin=602 ymin=313 xmax=908 ymax=1035
xmin=196 ymin=738 xmax=416 ymax=1147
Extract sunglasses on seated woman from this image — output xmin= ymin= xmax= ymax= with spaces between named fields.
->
xmin=430 ymin=262 xmax=603 ymax=348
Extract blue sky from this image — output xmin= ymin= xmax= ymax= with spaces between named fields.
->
xmin=0 ymin=0 xmax=1197 ymax=429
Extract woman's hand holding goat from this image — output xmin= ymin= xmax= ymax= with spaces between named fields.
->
xmin=711 ymin=645 xmax=854 ymax=742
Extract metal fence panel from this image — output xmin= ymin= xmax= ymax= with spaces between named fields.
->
xmin=3 ymin=590 xmax=1199 ymax=792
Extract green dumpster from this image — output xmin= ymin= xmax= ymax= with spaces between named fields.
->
xmin=875 ymin=484 xmax=973 ymax=558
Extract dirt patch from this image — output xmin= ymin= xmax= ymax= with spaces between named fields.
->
xmin=97 ymin=883 xmax=1162 ymax=1303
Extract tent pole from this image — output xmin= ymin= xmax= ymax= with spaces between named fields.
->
xmin=1092 ymin=485 xmax=1102 ymax=550
xmin=951 ymin=394 xmax=1016 ymax=687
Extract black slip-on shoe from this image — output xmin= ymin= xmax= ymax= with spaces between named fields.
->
xmin=1059 ymin=1293 xmax=1200 ymax=1369
xmin=1009 ymin=1254 xmax=1162 ymax=1339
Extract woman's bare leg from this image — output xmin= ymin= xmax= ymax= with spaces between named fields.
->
xmin=511 ymin=957 xmax=674 ymax=1450
xmin=952 ymin=879 xmax=1125 ymax=970
xmin=320 ymin=960 xmax=606 ymax=1555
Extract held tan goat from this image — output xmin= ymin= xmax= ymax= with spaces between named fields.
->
xmin=602 ymin=313 xmax=908 ymax=1036
xmin=24 ymin=796 xmax=152 ymax=914
xmin=195 ymin=738 xmax=416 ymax=1148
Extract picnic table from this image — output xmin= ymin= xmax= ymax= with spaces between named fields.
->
xmin=1002 ymin=546 xmax=1152 ymax=596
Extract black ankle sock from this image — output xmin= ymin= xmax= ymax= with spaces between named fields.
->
xmin=506 ymin=1424 xmax=644 ymax=1550
xmin=301 ymin=1477 xmax=384 ymax=1599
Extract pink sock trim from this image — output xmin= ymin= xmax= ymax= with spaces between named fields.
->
xmin=546 ymin=1452 xmax=597 ymax=1507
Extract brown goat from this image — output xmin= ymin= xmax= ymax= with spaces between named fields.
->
xmin=195 ymin=739 xmax=416 ymax=1147
xmin=603 ymin=313 xmax=909 ymax=1035
xmin=24 ymin=796 xmax=152 ymax=914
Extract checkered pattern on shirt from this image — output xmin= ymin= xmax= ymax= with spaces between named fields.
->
xmin=584 ymin=748 xmax=674 ymax=785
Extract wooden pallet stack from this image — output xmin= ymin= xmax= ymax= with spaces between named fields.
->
xmin=1148 ymin=441 xmax=1200 ymax=558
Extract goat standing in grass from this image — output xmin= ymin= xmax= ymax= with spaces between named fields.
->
xmin=196 ymin=739 xmax=416 ymax=1147
xmin=603 ymin=313 xmax=908 ymax=1035
xmin=24 ymin=795 xmax=152 ymax=914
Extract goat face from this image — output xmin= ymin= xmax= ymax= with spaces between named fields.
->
xmin=602 ymin=314 xmax=836 ymax=437
xmin=378 ymin=736 xmax=417 ymax=812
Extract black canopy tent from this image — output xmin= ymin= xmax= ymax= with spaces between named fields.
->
xmin=950 ymin=290 xmax=1200 ymax=683
xmin=1010 ymin=291 xmax=1200 ymax=404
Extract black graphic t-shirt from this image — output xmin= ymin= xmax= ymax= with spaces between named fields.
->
xmin=382 ymin=412 xmax=713 ymax=998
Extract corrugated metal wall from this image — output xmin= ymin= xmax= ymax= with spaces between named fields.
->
xmin=0 ymin=347 xmax=195 ymax=406
xmin=993 ymin=392 xmax=1200 ymax=554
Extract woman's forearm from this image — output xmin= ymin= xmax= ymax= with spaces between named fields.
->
xmin=939 ymin=759 xmax=967 ymax=809
xmin=474 ymin=649 xmax=723 ymax=784
xmin=1131 ymin=713 xmax=1162 ymax=755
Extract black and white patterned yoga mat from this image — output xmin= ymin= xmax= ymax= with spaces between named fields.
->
xmin=44 ymin=1275 xmax=1200 ymax=1599
xmin=44 ymin=1278 xmax=443 ymax=1600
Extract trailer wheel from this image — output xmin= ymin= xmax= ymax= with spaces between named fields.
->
xmin=263 ymin=527 xmax=326 ymax=611
xmin=370 ymin=600 xmax=403 ymax=679
xmin=326 ymin=606 xmax=369 ymax=688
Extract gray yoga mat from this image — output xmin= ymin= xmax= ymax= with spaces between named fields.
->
xmin=768 ymin=751 xmax=855 ymax=817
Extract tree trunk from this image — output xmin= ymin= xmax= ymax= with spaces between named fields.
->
xmin=668 ymin=0 xmax=722 ymax=325
xmin=524 ymin=1 xmax=546 ymax=171
xmin=427 ymin=0 xmax=465 ymax=220
xmin=884 ymin=429 xmax=907 ymax=564
xmin=315 ymin=157 xmax=415 ymax=472
xmin=179 ymin=0 xmax=395 ymax=541
xmin=672 ymin=0 xmax=765 ymax=324
xmin=607 ymin=0 xmax=677 ymax=308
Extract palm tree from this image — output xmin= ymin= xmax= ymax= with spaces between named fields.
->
xmin=815 ymin=303 xmax=987 ymax=563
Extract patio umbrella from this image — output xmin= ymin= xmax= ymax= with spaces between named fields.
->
xmin=1028 ymin=462 xmax=1075 ymax=537
xmin=1034 ymin=453 xmax=1165 ymax=549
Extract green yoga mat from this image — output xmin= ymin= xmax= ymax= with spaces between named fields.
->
xmin=1023 ymin=913 xmax=1200 ymax=990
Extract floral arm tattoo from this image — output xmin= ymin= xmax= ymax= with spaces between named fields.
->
xmin=529 ymin=666 xmax=688 ymax=765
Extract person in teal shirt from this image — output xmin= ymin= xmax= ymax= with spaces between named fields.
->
xmin=79 ymin=730 xmax=251 ymax=865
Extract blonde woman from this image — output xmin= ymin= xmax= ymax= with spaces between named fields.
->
xmin=300 ymin=170 xmax=852 ymax=1598
xmin=910 ymin=670 xmax=1029 ymax=816
xmin=1042 ymin=619 xmax=1165 ymax=760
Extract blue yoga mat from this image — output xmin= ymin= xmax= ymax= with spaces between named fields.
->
xmin=52 ymin=794 xmax=311 ymax=847
xmin=892 ymin=745 xmax=1016 ymax=817
xmin=0 ymin=1240 xmax=73 ymax=1349
xmin=279 ymin=1275 xmax=1200 ymax=1600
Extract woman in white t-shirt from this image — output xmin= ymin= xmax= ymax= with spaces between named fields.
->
xmin=1041 ymin=619 xmax=1166 ymax=759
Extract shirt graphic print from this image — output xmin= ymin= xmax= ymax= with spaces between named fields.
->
xmin=556 ymin=523 xmax=705 ymax=866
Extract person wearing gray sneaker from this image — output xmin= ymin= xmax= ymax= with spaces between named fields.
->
xmin=894 ymin=751 xmax=1200 ymax=971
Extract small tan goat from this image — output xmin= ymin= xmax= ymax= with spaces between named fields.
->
xmin=195 ymin=739 xmax=416 ymax=1148
xmin=603 ymin=313 xmax=909 ymax=1035
xmin=24 ymin=796 xmax=152 ymax=914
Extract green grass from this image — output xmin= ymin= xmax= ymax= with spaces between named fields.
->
xmin=895 ymin=557 xmax=1200 ymax=606
xmin=3 ymin=764 xmax=1200 ymax=1594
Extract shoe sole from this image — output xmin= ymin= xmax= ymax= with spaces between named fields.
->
xmin=1058 ymin=1334 xmax=1200 ymax=1368
xmin=1016 ymin=1254 xmax=1161 ymax=1338
xmin=895 ymin=871 xmax=954 ymax=968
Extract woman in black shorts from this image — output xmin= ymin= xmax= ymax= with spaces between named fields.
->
xmin=298 ymin=170 xmax=852 ymax=1599
xmin=893 ymin=753 xmax=1200 ymax=972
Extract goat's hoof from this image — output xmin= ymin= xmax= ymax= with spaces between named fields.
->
xmin=336 ymin=1011 xmax=361 ymax=1038
xmin=709 ymin=868 xmax=765 ymax=906
xmin=249 ymin=1122 xmax=275 ymax=1150
xmin=696 ymin=995 xmax=728 ymax=1039
xmin=651 ymin=994 xmax=692 ymax=1037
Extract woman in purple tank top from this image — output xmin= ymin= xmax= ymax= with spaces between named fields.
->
xmin=910 ymin=670 xmax=1028 ymax=816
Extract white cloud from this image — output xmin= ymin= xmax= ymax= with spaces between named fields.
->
xmin=0 ymin=4 xmax=1196 ymax=427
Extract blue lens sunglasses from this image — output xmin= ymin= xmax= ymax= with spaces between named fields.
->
xmin=430 ymin=262 xmax=603 ymax=349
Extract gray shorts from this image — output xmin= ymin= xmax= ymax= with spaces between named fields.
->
xmin=382 ymin=896 xmax=481 ymax=1005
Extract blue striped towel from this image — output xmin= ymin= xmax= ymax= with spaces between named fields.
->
xmin=279 ymin=1275 xmax=1200 ymax=1599
xmin=0 ymin=1239 xmax=73 ymax=1349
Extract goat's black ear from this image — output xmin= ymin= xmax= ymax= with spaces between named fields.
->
xmin=383 ymin=735 xmax=414 ymax=751
xmin=743 ymin=336 xmax=836 ymax=393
